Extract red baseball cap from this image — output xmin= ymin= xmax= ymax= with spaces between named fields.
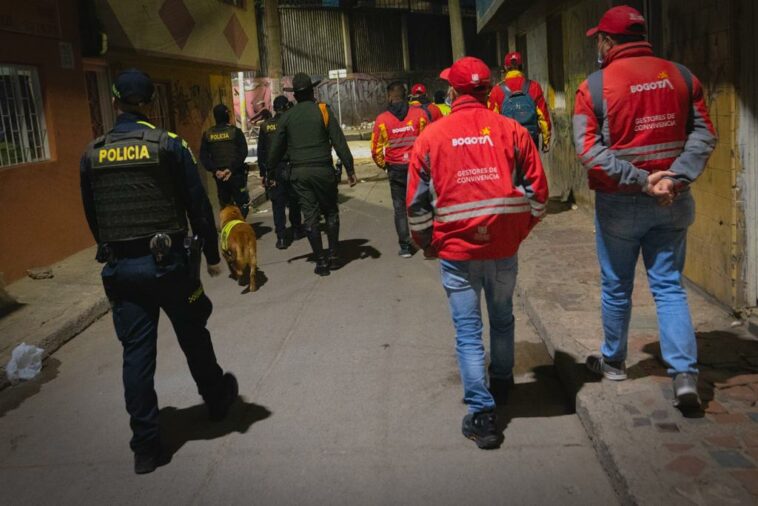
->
xmin=586 ymin=5 xmax=647 ymax=37
xmin=439 ymin=57 xmax=491 ymax=94
xmin=411 ymin=83 xmax=427 ymax=96
xmin=504 ymin=52 xmax=522 ymax=68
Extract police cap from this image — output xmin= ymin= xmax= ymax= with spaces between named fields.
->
xmin=273 ymin=95 xmax=291 ymax=112
xmin=112 ymin=69 xmax=155 ymax=105
xmin=285 ymin=73 xmax=321 ymax=92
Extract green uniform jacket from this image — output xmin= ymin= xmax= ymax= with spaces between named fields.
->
xmin=267 ymin=101 xmax=354 ymax=176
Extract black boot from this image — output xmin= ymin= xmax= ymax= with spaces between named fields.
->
xmin=306 ymin=226 xmax=329 ymax=276
xmin=314 ymin=255 xmax=331 ymax=276
xmin=207 ymin=373 xmax=239 ymax=422
xmin=326 ymin=214 xmax=342 ymax=270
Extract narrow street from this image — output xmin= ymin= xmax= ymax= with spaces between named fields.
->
xmin=0 ymin=164 xmax=617 ymax=505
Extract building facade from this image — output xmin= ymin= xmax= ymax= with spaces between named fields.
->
xmin=0 ymin=0 xmax=259 ymax=284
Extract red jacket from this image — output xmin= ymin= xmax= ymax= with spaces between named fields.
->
xmin=406 ymin=96 xmax=548 ymax=261
xmin=573 ymin=42 xmax=716 ymax=193
xmin=371 ymin=105 xmax=428 ymax=168
xmin=488 ymin=71 xmax=552 ymax=144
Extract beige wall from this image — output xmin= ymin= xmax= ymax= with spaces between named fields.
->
xmin=99 ymin=0 xmax=259 ymax=69
xmin=503 ymin=0 xmax=748 ymax=309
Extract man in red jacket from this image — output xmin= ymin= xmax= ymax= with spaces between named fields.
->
xmin=407 ymin=56 xmax=548 ymax=449
xmin=371 ymin=81 xmax=429 ymax=257
xmin=574 ymin=6 xmax=717 ymax=411
xmin=409 ymin=83 xmax=443 ymax=122
xmin=488 ymin=52 xmax=551 ymax=151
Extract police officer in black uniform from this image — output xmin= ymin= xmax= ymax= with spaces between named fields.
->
xmin=79 ymin=69 xmax=238 ymax=475
xmin=268 ymin=73 xmax=357 ymax=276
xmin=199 ymin=104 xmax=251 ymax=217
xmin=257 ymin=95 xmax=305 ymax=249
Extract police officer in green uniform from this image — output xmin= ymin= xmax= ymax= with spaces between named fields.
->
xmin=268 ymin=73 xmax=357 ymax=276
xmin=79 ymin=69 xmax=238 ymax=475
xmin=200 ymin=104 xmax=250 ymax=217
xmin=257 ymin=95 xmax=305 ymax=250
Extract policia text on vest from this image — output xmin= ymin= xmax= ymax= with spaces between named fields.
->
xmin=199 ymin=121 xmax=251 ymax=217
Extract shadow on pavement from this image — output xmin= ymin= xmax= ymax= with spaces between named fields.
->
xmin=287 ymin=239 xmax=381 ymax=268
xmin=159 ymin=398 xmax=272 ymax=458
xmin=627 ymin=330 xmax=758 ymax=417
xmin=251 ymin=222 xmax=273 ymax=239
xmin=0 ymin=358 xmax=61 ymax=418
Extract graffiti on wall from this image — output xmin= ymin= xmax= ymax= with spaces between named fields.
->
xmin=172 ymin=81 xmax=213 ymax=125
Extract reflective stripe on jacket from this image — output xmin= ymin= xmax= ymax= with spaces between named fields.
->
xmin=406 ymin=96 xmax=549 ymax=261
xmin=572 ymin=42 xmax=716 ymax=193
xmin=371 ymin=106 xmax=428 ymax=168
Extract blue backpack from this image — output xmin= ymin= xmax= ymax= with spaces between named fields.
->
xmin=500 ymin=80 xmax=540 ymax=141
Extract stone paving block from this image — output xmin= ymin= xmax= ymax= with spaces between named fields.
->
xmin=704 ymin=436 xmax=741 ymax=449
xmin=744 ymin=433 xmax=758 ymax=447
xmin=656 ymin=423 xmax=680 ymax=433
xmin=721 ymin=385 xmax=758 ymax=403
xmin=709 ymin=450 xmax=755 ymax=469
xmin=665 ymin=455 xmax=707 ymax=477
xmin=730 ymin=470 xmax=758 ymax=496
xmin=663 ymin=443 xmax=694 ymax=453
xmin=652 ymin=409 xmax=669 ymax=420
xmin=704 ymin=400 xmax=729 ymax=414
xmin=713 ymin=413 xmax=748 ymax=424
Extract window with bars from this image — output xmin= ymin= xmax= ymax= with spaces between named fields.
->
xmin=0 ymin=65 xmax=50 ymax=167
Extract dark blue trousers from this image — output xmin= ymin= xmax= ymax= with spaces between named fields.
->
xmin=270 ymin=180 xmax=302 ymax=238
xmin=101 ymin=254 xmax=224 ymax=453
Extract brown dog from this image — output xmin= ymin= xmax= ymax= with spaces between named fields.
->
xmin=219 ymin=205 xmax=258 ymax=292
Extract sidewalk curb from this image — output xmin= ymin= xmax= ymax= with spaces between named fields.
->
xmin=518 ymin=283 xmax=637 ymax=506
xmin=0 ymin=295 xmax=110 ymax=392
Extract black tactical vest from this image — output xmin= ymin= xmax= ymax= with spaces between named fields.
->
xmin=204 ymin=124 xmax=238 ymax=170
xmin=86 ymin=128 xmax=187 ymax=242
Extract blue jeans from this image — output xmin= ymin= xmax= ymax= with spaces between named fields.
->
xmin=440 ymin=256 xmax=518 ymax=413
xmin=595 ymin=191 xmax=697 ymax=375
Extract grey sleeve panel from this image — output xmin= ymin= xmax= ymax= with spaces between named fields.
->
xmin=668 ymin=102 xmax=717 ymax=184
xmin=572 ymin=113 xmax=649 ymax=188
xmin=407 ymin=153 xmax=434 ymax=248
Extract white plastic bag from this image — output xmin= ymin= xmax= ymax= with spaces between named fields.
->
xmin=5 ymin=343 xmax=44 ymax=383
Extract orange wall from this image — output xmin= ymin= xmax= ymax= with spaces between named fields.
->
xmin=0 ymin=1 xmax=94 ymax=283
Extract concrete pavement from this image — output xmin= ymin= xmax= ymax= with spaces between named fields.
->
xmin=0 ymin=162 xmax=617 ymax=505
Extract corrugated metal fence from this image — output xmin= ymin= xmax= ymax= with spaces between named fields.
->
xmin=280 ymin=8 xmax=346 ymax=76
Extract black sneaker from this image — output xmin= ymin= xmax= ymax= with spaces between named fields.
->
xmin=275 ymin=237 xmax=288 ymax=250
xmin=398 ymin=246 xmax=413 ymax=258
xmin=586 ymin=354 xmax=627 ymax=381
xmin=134 ymin=445 xmax=169 ymax=475
xmin=489 ymin=376 xmax=514 ymax=405
xmin=292 ymin=227 xmax=306 ymax=240
xmin=462 ymin=411 xmax=503 ymax=449
xmin=208 ymin=373 xmax=239 ymax=422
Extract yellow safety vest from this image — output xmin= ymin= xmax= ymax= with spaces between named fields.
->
xmin=220 ymin=219 xmax=246 ymax=251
